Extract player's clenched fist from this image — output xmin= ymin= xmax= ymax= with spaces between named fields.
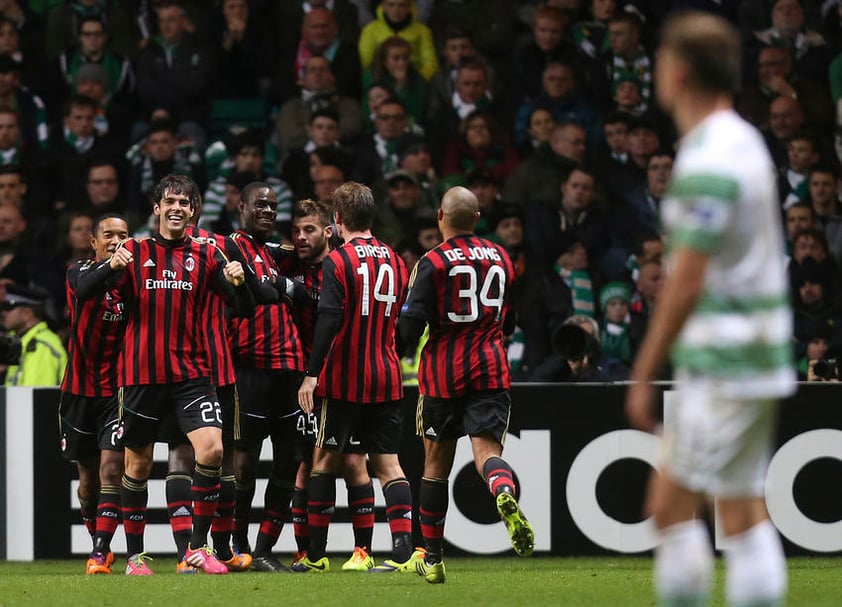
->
xmin=109 ymin=247 xmax=133 ymax=270
xmin=223 ymin=261 xmax=245 ymax=286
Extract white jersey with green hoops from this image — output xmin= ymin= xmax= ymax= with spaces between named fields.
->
xmin=661 ymin=109 xmax=796 ymax=399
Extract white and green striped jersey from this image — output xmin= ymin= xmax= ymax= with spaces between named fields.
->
xmin=661 ymin=109 xmax=796 ymax=398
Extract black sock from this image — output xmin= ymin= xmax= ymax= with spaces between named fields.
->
xmin=306 ymin=472 xmax=336 ymax=561
xmin=482 ymin=456 xmax=517 ymax=498
xmin=78 ymin=488 xmax=97 ymax=541
xmin=166 ymin=472 xmax=193 ymax=561
xmin=233 ymin=479 xmax=256 ymax=553
xmin=121 ymin=474 xmax=147 ymax=557
xmin=382 ymin=478 xmax=413 ymax=563
xmin=419 ymin=477 xmax=448 ymax=563
xmin=211 ymin=474 xmax=235 ymax=560
xmin=92 ymin=484 xmax=121 ymax=555
xmin=291 ymin=486 xmax=309 ymax=553
xmin=347 ymin=482 xmax=375 ymax=550
xmin=190 ymin=463 xmax=221 ymax=550
xmin=254 ymin=478 xmax=294 ymax=557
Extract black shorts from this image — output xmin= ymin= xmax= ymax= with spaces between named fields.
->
xmin=235 ymin=367 xmax=315 ymax=453
xmin=119 ymin=378 xmax=221 ymax=448
xmin=58 ymin=392 xmax=123 ymax=461
xmin=157 ymin=383 xmax=238 ymax=448
xmin=315 ymin=399 xmax=403 ymax=454
xmin=416 ymin=389 xmax=511 ymax=445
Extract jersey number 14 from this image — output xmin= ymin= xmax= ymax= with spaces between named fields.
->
xmin=357 ymin=264 xmax=397 ymax=316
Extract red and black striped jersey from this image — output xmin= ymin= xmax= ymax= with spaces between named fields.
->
xmin=316 ymin=236 xmax=407 ymax=402
xmin=285 ymin=259 xmax=323 ymax=355
xmin=113 ymin=234 xmax=233 ymax=386
xmin=401 ymin=235 xmax=514 ymax=398
xmin=60 ymin=259 xmax=126 ymax=397
xmin=229 ymin=230 xmax=305 ymax=370
xmin=187 ymin=225 xmax=236 ymax=387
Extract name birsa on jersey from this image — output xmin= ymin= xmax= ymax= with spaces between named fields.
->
xmin=443 ymin=246 xmax=501 ymax=262
xmin=354 ymin=244 xmax=391 ymax=258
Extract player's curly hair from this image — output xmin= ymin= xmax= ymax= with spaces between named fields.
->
xmin=294 ymin=199 xmax=331 ymax=227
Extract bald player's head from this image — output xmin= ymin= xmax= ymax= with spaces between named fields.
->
xmin=440 ymin=186 xmax=480 ymax=232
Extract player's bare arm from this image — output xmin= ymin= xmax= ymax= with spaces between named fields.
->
xmin=626 ymin=247 xmax=709 ymax=432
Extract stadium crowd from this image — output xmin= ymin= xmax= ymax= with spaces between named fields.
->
xmin=3 ymin=0 xmax=842 ymax=388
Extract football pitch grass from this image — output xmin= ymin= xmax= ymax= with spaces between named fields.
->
xmin=0 ymin=556 xmax=840 ymax=606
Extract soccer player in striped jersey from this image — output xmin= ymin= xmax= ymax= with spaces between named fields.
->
xmin=286 ymin=199 xmax=376 ymax=571
xmin=60 ymin=213 xmax=129 ymax=574
xmin=399 ymin=187 xmax=533 ymax=584
xmin=626 ymin=13 xmax=794 ymax=607
xmin=78 ymin=174 xmax=253 ymax=575
xmin=229 ymin=182 xmax=311 ymax=572
xmin=294 ymin=182 xmax=420 ymax=574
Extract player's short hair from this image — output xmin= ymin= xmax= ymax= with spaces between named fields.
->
xmin=93 ymin=212 xmax=128 ymax=235
xmin=294 ymin=198 xmax=331 ymax=227
xmin=241 ymin=181 xmax=272 ymax=205
xmin=659 ymin=10 xmax=741 ymax=94
xmin=152 ymin=174 xmax=201 ymax=209
xmin=332 ymin=182 xmax=374 ymax=232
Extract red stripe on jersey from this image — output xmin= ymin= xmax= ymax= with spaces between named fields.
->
xmin=61 ymin=260 xmax=127 ymax=397
xmin=116 ymin=236 xmax=221 ymax=386
xmin=317 ymin=237 xmax=406 ymax=403
xmin=417 ymin=236 xmax=514 ymax=398
xmin=230 ymin=231 xmax=305 ymax=370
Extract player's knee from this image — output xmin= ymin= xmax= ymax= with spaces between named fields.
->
xmin=125 ymin=456 xmax=153 ymax=480
xmin=197 ymin=443 xmax=223 ymax=467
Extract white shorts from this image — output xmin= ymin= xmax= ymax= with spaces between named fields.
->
xmin=660 ymin=375 xmax=780 ymax=498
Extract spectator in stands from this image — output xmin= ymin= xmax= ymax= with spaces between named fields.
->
xmin=275 ymin=0 xmax=361 ymax=64
xmin=627 ymin=257 xmax=662 ymax=357
xmin=429 ymin=1 xmax=517 ymax=80
xmin=0 ymin=106 xmax=46 ymax=193
xmin=598 ymin=280 xmax=632 ymax=380
xmin=525 ymin=166 xmax=607 ymax=269
xmin=513 ymin=60 xmax=597 ymax=150
xmin=785 ymin=201 xmax=816 ymax=257
xmin=45 ymin=0 xmax=138 ymax=59
xmin=49 ymin=94 xmax=116 ymax=212
xmin=200 ymin=169 xmax=253 ymax=235
xmin=517 ymin=107 xmax=556 ymax=159
xmin=134 ymin=0 xmax=213 ymax=152
xmin=440 ymin=110 xmax=518 ymax=186
xmin=510 ymin=5 xmax=578 ymax=110
xmin=739 ymin=45 xmax=833 ymax=132
xmin=426 ymin=28 xmax=475 ymax=128
xmin=427 ymin=56 xmax=496 ymax=156
xmin=791 ymin=258 xmax=840 ymax=374
xmin=766 ymin=95 xmax=806 ymax=170
xmin=809 ymin=165 xmax=842 ymax=221
xmin=81 ymin=159 xmax=128 ymax=220
xmin=0 ymin=15 xmax=53 ymax=110
xmin=413 ymin=213 xmax=441 ymax=252
xmin=363 ymin=36 xmax=428 ymax=128
xmin=276 ymin=6 xmax=362 ymax=102
xmin=58 ymin=211 xmax=92 ymax=267
xmin=0 ymin=1 xmax=44 ymax=61
xmin=396 ymin=134 xmax=437 ymax=208
xmin=529 ymin=315 xmax=604 ymax=382
xmin=358 ymin=0 xmax=438 ymax=80
xmin=56 ymin=16 xmax=133 ymax=107
xmin=589 ymin=11 xmax=652 ymax=114
xmin=594 ymin=111 xmax=631 ymax=174
xmin=276 ymin=55 xmax=363 ymax=158
xmin=351 ymin=97 xmax=409 ymax=186
xmin=753 ymin=0 xmax=832 ymax=85
xmin=282 ymin=108 xmax=351 ymax=199
xmin=311 ymin=161 xmax=345 ymax=204
xmin=779 ymin=132 xmax=820 ymax=208
xmin=201 ymin=129 xmax=293 ymax=234
xmin=789 ymin=227 xmax=840 ymax=300
xmin=125 ymin=119 xmax=204 ymax=217
xmin=502 ymin=121 xmax=585 ymax=207
xmin=0 ymin=54 xmax=47 ymax=152
xmin=606 ymin=116 xmax=660 ymax=200
xmin=0 ymin=163 xmax=26 ymax=208
xmin=492 ymin=203 xmax=525 ymax=276
xmin=373 ymin=169 xmax=425 ymax=247
xmin=571 ymin=0 xmax=618 ymax=60
xmin=73 ymin=61 xmax=132 ymax=149
xmin=204 ymin=0 xmax=271 ymax=98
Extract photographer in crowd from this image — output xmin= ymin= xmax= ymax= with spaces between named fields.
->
xmin=529 ymin=314 xmax=603 ymax=382
xmin=1 ymin=284 xmax=66 ymax=386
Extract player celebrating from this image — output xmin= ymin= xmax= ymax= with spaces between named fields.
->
xmin=287 ymin=199 xmax=377 ymax=571
xmin=78 ymin=174 xmax=252 ymax=575
xmin=60 ymin=213 xmax=129 ymax=574
xmin=626 ymin=12 xmax=794 ymax=607
xmin=295 ymin=182 xmax=419 ymax=574
xmin=400 ymin=187 xmax=534 ymax=584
